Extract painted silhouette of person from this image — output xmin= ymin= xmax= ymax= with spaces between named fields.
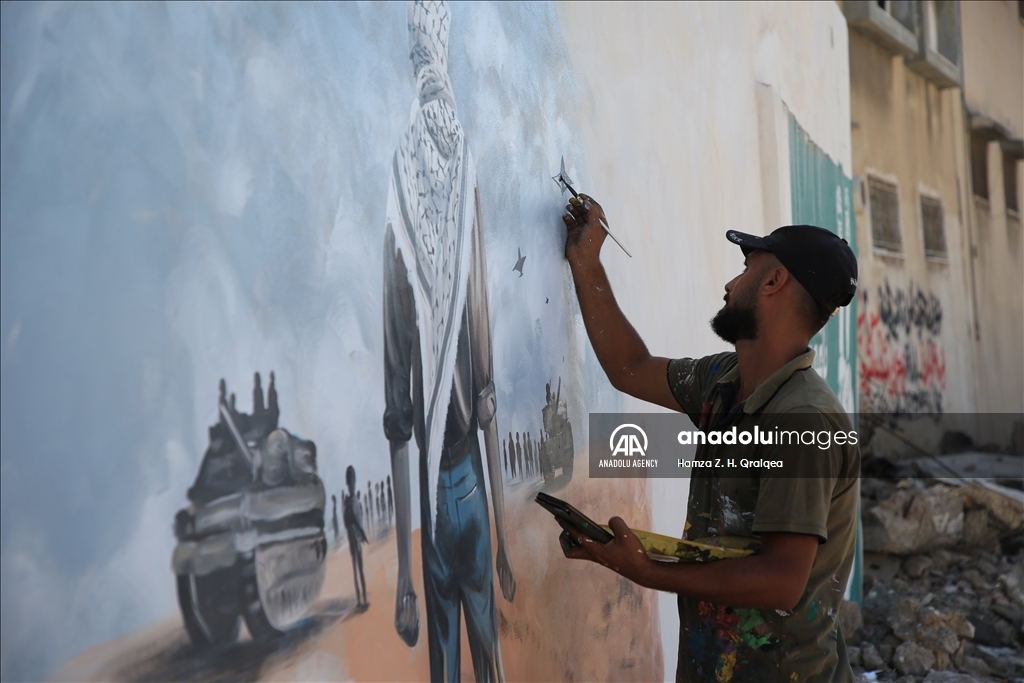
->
xmin=515 ymin=433 xmax=523 ymax=481
xmin=367 ymin=481 xmax=375 ymax=535
xmin=522 ymin=435 xmax=529 ymax=478
xmin=376 ymin=482 xmax=383 ymax=526
xmin=267 ymin=371 xmax=279 ymax=428
xmin=252 ymin=372 xmax=265 ymax=413
xmin=528 ymin=436 xmax=536 ymax=479
xmin=332 ymin=494 xmax=340 ymax=543
xmin=344 ymin=466 xmax=369 ymax=609
xmin=521 ymin=438 xmax=526 ymax=478
xmin=506 ymin=432 xmax=514 ymax=479
xmin=382 ymin=2 xmax=514 ymax=679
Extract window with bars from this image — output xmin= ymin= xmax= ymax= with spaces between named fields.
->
xmin=971 ymin=135 xmax=989 ymax=200
xmin=869 ymin=177 xmax=902 ymax=252
xmin=921 ymin=195 xmax=946 ymax=258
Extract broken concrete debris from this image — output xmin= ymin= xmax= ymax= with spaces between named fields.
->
xmin=893 ymin=641 xmax=936 ymax=677
xmin=961 ymin=481 xmax=1024 ymax=535
xmin=854 ymin=468 xmax=1023 ymax=682
xmin=863 ymin=484 xmax=965 ymax=555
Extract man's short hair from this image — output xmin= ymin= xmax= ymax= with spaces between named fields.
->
xmin=795 ymin=281 xmax=833 ymax=335
xmin=759 ymin=253 xmax=832 ymax=336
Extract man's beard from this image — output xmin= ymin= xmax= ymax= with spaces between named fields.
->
xmin=710 ymin=295 xmax=758 ymax=344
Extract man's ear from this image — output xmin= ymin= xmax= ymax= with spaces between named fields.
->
xmin=760 ymin=266 xmax=790 ymax=296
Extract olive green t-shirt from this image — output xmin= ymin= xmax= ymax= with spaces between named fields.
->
xmin=667 ymin=350 xmax=859 ymax=683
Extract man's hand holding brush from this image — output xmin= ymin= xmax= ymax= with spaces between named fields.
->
xmin=563 ymin=193 xmax=609 ymax=264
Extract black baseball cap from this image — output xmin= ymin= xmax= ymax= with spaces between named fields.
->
xmin=725 ymin=225 xmax=858 ymax=312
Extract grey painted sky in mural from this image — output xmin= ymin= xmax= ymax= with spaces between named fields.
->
xmin=0 ymin=3 xmax=620 ymax=680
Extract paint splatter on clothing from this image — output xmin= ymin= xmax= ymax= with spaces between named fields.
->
xmin=669 ymin=352 xmax=859 ymax=682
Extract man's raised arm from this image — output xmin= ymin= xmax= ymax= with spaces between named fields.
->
xmin=563 ymin=195 xmax=679 ymax=411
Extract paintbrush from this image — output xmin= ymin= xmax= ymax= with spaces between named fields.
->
xmin=552 ymin=156 xmax=633 ymax=258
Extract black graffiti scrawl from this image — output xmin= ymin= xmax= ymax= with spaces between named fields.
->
xmin=877 ymin=280 xmax=942 ymax=339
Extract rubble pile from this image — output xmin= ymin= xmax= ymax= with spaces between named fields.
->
xmin=847 ymin=474 xmax=1024 ymax=682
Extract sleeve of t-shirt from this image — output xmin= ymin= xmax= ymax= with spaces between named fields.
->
xmin=751 ymin=411 xmax=846 ymax=542
xmin=382 ymin=223 xmax=416 ymax=444
xmin=666 ymin=352 xmax=737 ymax=423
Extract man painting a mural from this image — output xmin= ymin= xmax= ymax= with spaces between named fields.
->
xmin=7 ymin=1 xmax=1024 ymax=681
xmin=557 ymin=196 xmax=860 ymax=682
xmin=382 ymin=1 xmax=516 ymax=681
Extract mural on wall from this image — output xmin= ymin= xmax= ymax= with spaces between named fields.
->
xmin=2 ymin=1 xmax=661 ymax=682
xmin=172 ymin=372 xmax=327 ymax=648
xmin=858 ymin=279 xmax=946 ymax=414
xmin=538 ymin=378 xmax=575 ymax=486
xmin=382 ymin=1 xmax=514 ymax=677
xmin=500 ymin=379 xmax=574 ymax=486
xmin=341 ymin=465 xmax=369 ymax=611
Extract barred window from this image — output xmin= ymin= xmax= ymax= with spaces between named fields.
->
xmin=921 ymin=195 xmax=947 ymax=258
xmin=869 ymin=177 xmax=902 ymax=252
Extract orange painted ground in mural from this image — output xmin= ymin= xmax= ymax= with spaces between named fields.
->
xmin=55 ymin=449 xmax=663 ymax=682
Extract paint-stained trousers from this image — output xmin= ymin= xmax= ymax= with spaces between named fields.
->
xmin=420 ymin=436 xmax=502 ymax=683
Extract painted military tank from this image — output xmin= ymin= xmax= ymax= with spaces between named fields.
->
xmin=540 ymin=377 xmax=575 ymax=488
xmin=171 ymin=372 xmax=327 ymax=647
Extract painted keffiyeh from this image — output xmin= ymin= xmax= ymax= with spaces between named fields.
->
xmin=384 ymin=0 xmax=474 ymax=534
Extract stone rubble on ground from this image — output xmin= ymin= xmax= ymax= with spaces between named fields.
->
xmin=849 ymin=471 xmax=1024 ymax=683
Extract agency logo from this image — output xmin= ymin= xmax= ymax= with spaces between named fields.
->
xmin=609 ymin=423 xmax=648 ymax=458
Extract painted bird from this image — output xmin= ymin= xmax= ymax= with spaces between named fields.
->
xmin=513 ymin=247 xmax=526 ymax=277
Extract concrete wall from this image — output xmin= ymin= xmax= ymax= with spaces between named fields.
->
xmin=848 ymin=30 xmax=977 ymax=422
xmin=0 ymin=2 xmax=852 ymax=681
xmin=847 ymin=0 xmax=1023 ymax=445
xmin=962 ymin=0 xmax=1023 ymax=138
xmin=961 ymin=0 xmax=1024 ymax=418
xmin=558 ymin=2 xmax=853 ymax=674
xmin=968 ymin=141 xmax=1024 ymax=418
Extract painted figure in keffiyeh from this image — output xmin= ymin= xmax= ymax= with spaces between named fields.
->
xmin=382 ymin=2 xmax=515 ymax=681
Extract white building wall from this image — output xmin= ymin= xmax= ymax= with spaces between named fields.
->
xmin=557 ymin=2 xmax=852 ymax=675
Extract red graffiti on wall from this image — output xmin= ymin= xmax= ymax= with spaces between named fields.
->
xmin=858 ymin=281 xmax=946 ymax=414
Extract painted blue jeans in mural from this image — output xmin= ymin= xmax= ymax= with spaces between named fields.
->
xmin=420 ymin=434 xmax=500 ymax=683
